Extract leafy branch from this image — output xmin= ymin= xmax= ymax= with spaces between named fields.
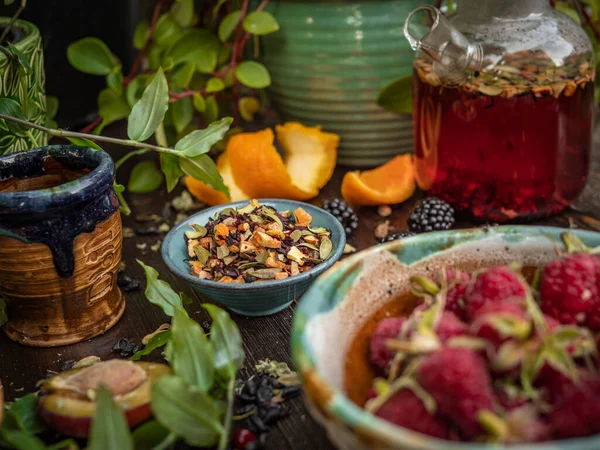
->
xmin=64 ymin=0 xmax=279 ymax=196
xmin=0 ymin=66 xmax=232 ymax=215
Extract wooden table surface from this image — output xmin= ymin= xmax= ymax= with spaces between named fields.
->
xmin=2 ymin=125 xmax=600 ymax=450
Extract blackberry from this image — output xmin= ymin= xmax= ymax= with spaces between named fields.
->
xmin=408 ymin=198 xmax=455 ymax=233
xmin=323 ymin=198 xmax=359 ymax=236
xmin=378 ymin=232 xmax=415 ymax=243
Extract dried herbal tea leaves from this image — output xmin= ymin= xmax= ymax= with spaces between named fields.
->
xmin=185 ymin=200 xmax=334 ymax=283
xmin=415 ymin=49 xmax=595 ymax=99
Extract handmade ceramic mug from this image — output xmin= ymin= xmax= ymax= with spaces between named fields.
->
xmin=0 ymin=145 xmax=124 ymax=347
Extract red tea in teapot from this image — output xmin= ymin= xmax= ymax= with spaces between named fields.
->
xmin=413 ymin=53 xmax=594 ymax=222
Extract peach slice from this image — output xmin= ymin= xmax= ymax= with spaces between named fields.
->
xmin=39 ymin=359 xmax=171 ymax=438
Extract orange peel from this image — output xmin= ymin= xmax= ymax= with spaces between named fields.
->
xmin=341 ymin=154 xmax=416 ymax=206
xmin=187 ymin=122 xmax=339 ymax=204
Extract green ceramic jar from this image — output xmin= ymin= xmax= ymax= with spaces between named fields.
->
xmin=262 ymin=0 xmax=429 ymax=167
xmin=0 ymin=18 xmax=47 ymax=155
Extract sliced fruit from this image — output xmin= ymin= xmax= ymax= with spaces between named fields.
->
xmin=185 ymin=149 xmax=250 ymax=206
xmin=341 ymin=154 xmax=416 ymax=206
xmin=276 ymin=122 xmax=339 ymax=194
xmin=39 ymin=359 xmax=171 ymax=438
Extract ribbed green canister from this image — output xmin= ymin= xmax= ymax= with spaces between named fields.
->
xmin=262 ymin=0 xmax=428 ymax=167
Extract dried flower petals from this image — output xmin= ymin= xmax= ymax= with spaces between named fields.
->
xmin=186 ymin=201 xmax=333 ymax=283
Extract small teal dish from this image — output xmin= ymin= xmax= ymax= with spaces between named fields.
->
xmin=162 ymin=199 xmax=346 ymax=317
xmin=292 ymin=226 xmax=600 ymax=450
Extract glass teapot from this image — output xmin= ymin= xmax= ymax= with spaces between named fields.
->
xmin=403 ymin=1 xmax=595 ymax=221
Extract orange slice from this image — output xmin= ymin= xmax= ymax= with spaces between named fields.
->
xmin=341 ymin=154 xmax=416 ymax=206
xmin=185 ymin=149 xmax=249 ymax=206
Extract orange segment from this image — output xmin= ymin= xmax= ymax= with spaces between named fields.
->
xmin=276 ymin=122 xmax=339 ymax=193
xmin=185 ymin=150 xmax=249 ymax=206
xmin=341 ymin=154 xmax=416 ymax=206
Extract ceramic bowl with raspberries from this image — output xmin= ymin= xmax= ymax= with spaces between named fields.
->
xmin=292 ymin=226 xmax=600 ymax=450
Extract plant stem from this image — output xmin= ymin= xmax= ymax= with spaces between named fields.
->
xmin=0 ymin=113 xmax=182 ymax=156
xmin=79 ymin=116 xmax=103 ymax=134
xmin=218 ymin=379 xmax=236 ymax=450
xmin=0 ymin=0 xmax=27 ymax=45
xmin=124 ymin=0 xmax=164 ymax=86
xmin=155 ymin=122 xmax=168 ymax=147
xmin=151 ymin=432 xmax=177 ymax=450
xmin=114 ymin=148 xmax=148 ymax=169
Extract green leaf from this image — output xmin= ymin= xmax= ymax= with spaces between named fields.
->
xmin=174 ymin=117 xmax=233 ymax=157
xmin=147 ymin=45 xmax=162 ymax=71
xmin=151 ymin=375 xmax=223 ymax=447
xmin=130 ymin=330 xmax=172 ymax=361
xmin=1 ymin=431 xmax=47 ymax=450
xmin=66 ymin=136 xmax=103 ymax=150
xmin=67 ymin=37 xmax=119 ymax=76
xmin=107 ymin=69 xmax=123 ymax=95
xmin=171 ymin=0 xmax=195 ymax=27
xmin=125 ymin=74 xmax=150 ymax=108
xmin=243 ymin=11 xmax=279 ymax=36
xmin=179 ymin=154 xmax=229 ymax=197
xmin=236 ymin=61 xmax=271 ymax=89
xmin=127 ymin=68 xmax=169 ymax=141
xmin=46 ymin=96 xmax=59 ymax=120
xmin=219 ymin=11 xmax=242 ymax=42
xmin=0 ymin=296 xmax=7 ymax=328
xmin=6 ymin=43 xmax=31 ymax=73
xmin=206 ymin=77 xmax=225 ymax=93
xmin=133 ymin=21 xmax=150 ymax=50
xmin=217 ymin=45 xmax=231 ymax=65
xmin=213 ymin=0 xmax=228 ymax=17
xmin=132 ymin=420 xmax=173 ymax=450
xmin=239 ymin=97 xmax=260 ymax=121
xmin=3 ymin=393 xmax=46 ymax=434
xmin=88 ymin=386 xmax=134 ymax=450
xmin=160 ymin=153 xmax=183 ymax=193
xmin=154 ymin=14 xmax=181 ymax=46
xmin=167 ymin=29 xmax=219 ymax=73
xmin=168 ymin=308 xmax=215 ymax=390
xmin=0 ymin=97 xmax=25 ymax=133
xmin=193 ymin=94 xmax=206 ymax=113
xmin=204 ymin=304 xmax=244 ymax=380
xmin=137 ymin=260 xmax=185 ymax=316
xmin=173 ymin=62 xmax=196 ymax=89
xmin=128 ymin=161 xmax=163 ymax=194
xmin=114 ymin=182 xmax=131 ymax=216
xmin=4 ymin=0 xmax=16 ymax=5
xmin=377 ymin=74 xmax=412 ymax=115
xmin=203 ymin=96 xmax=219 ymax=123
xmin=171 ymin=96 xmax=193 ymax=133
xmin=98 ymin=88 xmax=130 ymax=125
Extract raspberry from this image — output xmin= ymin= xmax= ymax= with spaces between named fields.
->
xmin=539 ymin=253 xmax=600 ymax=326
xmin=465 ymin=266 xmax=527 ymax=321
xmin=470 ymin=298 xmax=530 ymax=348
xmin=418 ymin=347 xmax=495 ymax=439
xmin=436 ymin=312 xmax=468 ymax=342
xmin=443 ymin=268 xmax=471 ymax=321
xmin=369 ymin=318 xmax=404 ymax=372
xmin=548 ymin=376 xmax=600 ymax=439
xmin=375 ymin=389 xmax=452 ymax=439
xmin=233 ymin=428 xmax=257 ymax=450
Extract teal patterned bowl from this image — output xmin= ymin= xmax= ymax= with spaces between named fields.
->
xmin=262 ymin=0 xmax=431 ymax=167
xmin=292 ymin=226 xmax=600 ymax=450
xmin=162 ymin=199 xmax=346 ymax=317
